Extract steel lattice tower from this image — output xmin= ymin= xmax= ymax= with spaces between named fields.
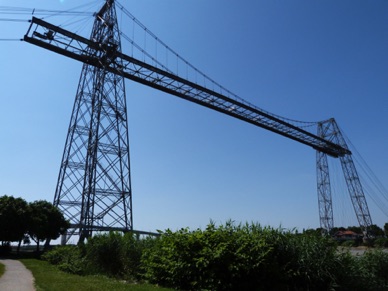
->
xmin=53 ymin=0 xmax=132 ymax=243
xmin=316 ymin=118 xmax=372 ymax=234
xmin=316 ymin=122 xmax=334 ymax=233
xmin=24 ymin=2 xmax=374 ymax=238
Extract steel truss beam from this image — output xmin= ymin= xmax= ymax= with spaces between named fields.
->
xmin=23 ymin=1 xmax=373 ymax=238
xmin=24 ymin=16 xmax=350 ymax=158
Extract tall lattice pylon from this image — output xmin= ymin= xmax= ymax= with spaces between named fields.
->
xmin=53 ymin=0 xmax=132 ymax=244
xmin=316 ymin=122 xmax=334 ymax=233
xmin=316 ymin=118 xmax=372 ymax=235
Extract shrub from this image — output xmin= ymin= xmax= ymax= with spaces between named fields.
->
xmin=141 ymin=222 xmax=340 ymax=290
xmin=333 ymin=249 xmax=388 ymax=291
xmin=282 ymin=233 xmax=339 ymax=290
xmin=42 ymin=245 xmax=85 ymax=275
xmin=40 ymin=224 xmax=388 ymax=290
xmin=121 ymin=232 xmax=152 ymax=280
xmin=83 ymin=231 xmax=146 ymax=280
xmin=360 ymin=250 xmax=388 ymax=289
xmin=84 ymin=232 xmax=126 ymax=276
xmin=0 ymin=243 xmax=11 ymax=255
xmin=374 ymin=238 xmax=388 ymax=248
xmin=341 ymin=239 xmax=356 ymax=247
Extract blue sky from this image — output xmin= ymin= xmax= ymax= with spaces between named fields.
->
xmin=1 ymin=0 xmax=387 ymax=235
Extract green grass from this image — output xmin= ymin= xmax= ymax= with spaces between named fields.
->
xmin=0 ymin=262 xmax=5 ymax=277
xmin=20 ymin=259 xmax=172 ymax=291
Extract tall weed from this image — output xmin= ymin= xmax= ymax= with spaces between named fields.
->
xmin=41 ymin=224 xmax=388 ymax=290
xmin=84 ymin=232 xmax=145 ymax=280
xmin=141 ymin=221 xmax=339 ymax=290
xmin=42 ymin=245 xmax=85 ymax=275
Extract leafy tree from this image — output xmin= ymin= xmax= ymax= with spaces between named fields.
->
xmin=28 ymin=200 xmax=69 ymax=251
xmin=369 ymin=224 xmax=385 ymax=237
xmin=303 ymin=228 xmax=325 ymax=236
xmin=347 ymin=226 xmax=362 ymax=234
xmin=329 ymin=227 xmax=346 ymax=236
xmin=384 ymin=223 xmax=388 ymax=237
xmin=0 ymin=195 xmax=29 ymax=250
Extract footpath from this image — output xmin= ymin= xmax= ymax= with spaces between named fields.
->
xmin=0 ymin=259 xmax=35 ymax=291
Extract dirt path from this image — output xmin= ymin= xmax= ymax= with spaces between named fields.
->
xmin=0 ymin=259 xmax=35 ymax=291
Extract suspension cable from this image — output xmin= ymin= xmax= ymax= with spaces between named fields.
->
xmin=0 ymin=18 xmax=29 ymax=22
xmin=0 ymin=5 xmax=95 ymax=17
xmin=2 ymin=1 xmax=321 ymax=129
xmin=115 ymin=0 xmax=319 ymax=128
xmin=0 ymin=3 xmax=98 ymax=44
xmin=0 ymin=38 xmax=23 ymax=41
xmin=340 ymin=127 xmax=388 ymax=218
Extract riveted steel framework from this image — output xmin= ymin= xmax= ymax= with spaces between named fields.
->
xmin=316 ymin=122 xmax=334 ymax=233
xmin=52 ymin=0 xmax=132 ymax=243
xmin=317 ymin=119 xmax=372 ymax=234
xmin=24 ymin=1 xmax=373 ymax=238
xmin=24 ymin=17 xmax=351 ymax=158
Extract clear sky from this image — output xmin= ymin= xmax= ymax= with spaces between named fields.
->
xmin=1 ymin=0 xmax=387 ymax=235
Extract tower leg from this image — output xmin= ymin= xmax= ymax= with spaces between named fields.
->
xmin=316 ymin=144 xmax=334 ymax=234
xmin=53 ymin=0 xmax=132 ymax=244
xmin=317 ymin=119 xmax=372 ymax=235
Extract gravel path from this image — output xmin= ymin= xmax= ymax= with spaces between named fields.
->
xmin=0 ymin=259 xmax=35 ymax=291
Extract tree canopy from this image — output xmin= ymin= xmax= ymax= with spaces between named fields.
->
xmin=0 ymin=195 xmax=69 ymax=251
xmin=28 ymin=200 xmax=69 ymax=246
xmin=0 ymin=195 xmax=29 ymax=243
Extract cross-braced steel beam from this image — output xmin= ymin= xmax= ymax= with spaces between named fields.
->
xmin=23 ymin=0 xmax=373 ymax=239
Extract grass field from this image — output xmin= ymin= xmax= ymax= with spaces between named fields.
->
xmin=20 ymin=259 xmax=171 ymax=291
xmin=0 ymin=262 xmax=5 ymax=278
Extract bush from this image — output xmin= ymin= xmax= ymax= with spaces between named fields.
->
xmin=361 ymin=250 xmax=388 ymax=289
xmin=374 ymin=238 xmax=388 ymax=248
xmin=0 ymin=243 xmax=11 ymax=255
xmin=42 ymin=232 xmax=151 ymax=280
xmin=341 ymin=239 xmax=356 ymax=247
xmin=333 ymin=249 xmax=388 ymax=291
xmin=83 ymin=231 xmax=146 ymax=280
xmin=42 ymin=245 xmax=85 ymax=275
xmin=84 ymin=232 xmax=126 ymax=276
xmin=121 ymin=233 xmax=153 ymax=280
xmin=141 ymin=222 xmax=340 ymax=290
xmin=41 ymin=224 xmax=388 ymax=290
xmin=283 ymin=233 xmax=339 ymax=290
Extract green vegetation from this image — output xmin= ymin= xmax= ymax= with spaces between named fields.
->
xmin=0 ymin=196 xmax=30 ymax=244
xmin=40 ymin=221 xmax=388 ymax=291
xmin=42 ymin=232 xmax=149 ymax=281
xmin=141 ymin=222 xmax=341 ymax=290
xmin=375 ymin=238 xmax=388 ymax=248
xmin=0 ymin=195 xmax=69 ymax=253
xmin=329 ymin=224 xmax=386 ymax=238
xmin=4 ymin=195 xmax=387 ymax=289
xmin=0 ymin=262 xmax=5 ymax=277
xmin=20 ymin=258 xmax=172 ymax=291
xmin=28 ymin=200 xmax=70 ymax=251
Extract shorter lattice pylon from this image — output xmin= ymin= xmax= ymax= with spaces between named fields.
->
xmin=316 ymin=118 xmax=372 ymax=235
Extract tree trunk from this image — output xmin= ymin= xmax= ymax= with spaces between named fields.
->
xmin=17 ymin=240 xmax=22 ymax=254
xmin=44 ymin=238 xmax=51 ymax=250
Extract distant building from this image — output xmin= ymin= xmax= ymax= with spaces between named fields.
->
xmin=333 ymin=230 xmax=361 ymax=241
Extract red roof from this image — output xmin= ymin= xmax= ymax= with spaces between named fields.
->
xmin=334 ymin=230 xmax=358 ymax=237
